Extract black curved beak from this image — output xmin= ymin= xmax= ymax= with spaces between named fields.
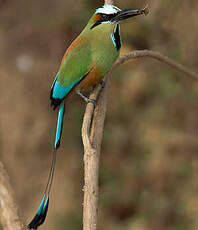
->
xmin=111 ymin=5 xmax=149 ymax=23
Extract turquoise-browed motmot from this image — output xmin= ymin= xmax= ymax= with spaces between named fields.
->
xmin=28 ymin=4 xmax=148 ymax=229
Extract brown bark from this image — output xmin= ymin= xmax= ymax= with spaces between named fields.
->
xmin=0 ymin=162 xmax=24 ymax=230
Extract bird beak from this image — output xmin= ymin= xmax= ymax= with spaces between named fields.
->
xmin=111 ymin=5 xmax=149 ymax=23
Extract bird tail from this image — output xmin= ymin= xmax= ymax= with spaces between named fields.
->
xmin=27 ymin=101 xmax=65 ymax=230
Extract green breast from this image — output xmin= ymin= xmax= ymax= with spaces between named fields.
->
xmin=82 ymin=23 xmax=120 ymax=76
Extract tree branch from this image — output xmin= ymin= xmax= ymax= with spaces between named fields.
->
xmin=81 ymin=49 xmax=198 ymax=230
xmin=82 ymin=75 xmax=110 ymax=230
xmin=115 ymin=50 xmax=198 ymax=81
xmin=0 ymin=162 xmax=24 ymax=230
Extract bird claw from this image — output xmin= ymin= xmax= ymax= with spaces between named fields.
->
xmin=100 ymin=80 xmax=105 ymax=89
xmin=86 ymin=98 xmax=97 ymax=107
xmin=76 ymin=90 xmax=97 ymax=107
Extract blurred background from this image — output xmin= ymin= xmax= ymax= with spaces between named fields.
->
xmin=1 ymin=0 xmax=198 ymax=229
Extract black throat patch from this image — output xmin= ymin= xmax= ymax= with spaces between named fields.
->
xmin=111 ymin=24 xmax=122 ymax=51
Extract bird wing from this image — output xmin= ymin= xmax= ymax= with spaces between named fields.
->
xmin=50 ymin=37 xmax=92 ymax=108
xmin=58 ymin=38 xmax=92 ymax=87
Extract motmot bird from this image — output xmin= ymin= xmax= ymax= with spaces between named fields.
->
xmin=28 ymin=4 xmax=148 ymax=229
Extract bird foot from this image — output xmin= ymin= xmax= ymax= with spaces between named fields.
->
xmin=76 ymin=90 xmax=97 ymax=107
xmin=100 ymin=80 xmax=105 ymax=89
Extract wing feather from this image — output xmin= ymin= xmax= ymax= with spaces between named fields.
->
xmin=58 ymin=37 xmax=92 ymax=87
xmin=50 ymin=36 xmax=92 ymax=108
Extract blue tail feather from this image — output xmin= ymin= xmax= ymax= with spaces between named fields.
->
xmin=55 ymin=101 xmax=65 ymax=149
xmin=36 ymin=195 xmax=45 ymax=216
xmin=43 ymin=195 xmax=49 ymax=214
xmin=28 ymin=195 xmax=49 ymax=230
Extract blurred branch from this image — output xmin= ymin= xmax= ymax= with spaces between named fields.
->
xmin=0 ymin=161 xmax=24 ymax=230
xmin=115 ymin=50 xmax=198 ymax=81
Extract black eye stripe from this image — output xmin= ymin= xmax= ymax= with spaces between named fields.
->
xmin=91 ymin=13 xmax=117 ymax=30
xmin=100 ymin=13 xmax=116 ymax=20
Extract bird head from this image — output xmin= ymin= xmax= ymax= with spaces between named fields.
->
xmin=89 ymin=4 xmax=148 ymax=30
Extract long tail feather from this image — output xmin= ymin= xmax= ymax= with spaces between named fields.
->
xmin=28 ymin=101 xmax=65 ymax=229
xmin=27 ymin=195 xmax=49 ymax=230
xmin=27 ymin=149 xmax=56 ymax=229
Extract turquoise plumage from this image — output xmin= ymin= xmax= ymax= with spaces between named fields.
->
xmin=54 ymin=101 xmax=65 ymax=149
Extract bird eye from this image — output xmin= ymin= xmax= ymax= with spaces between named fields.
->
xmin=91 ymin=13 xmax=116 ymax=29
xmin=100 ymin=14 xmax=107 ymax=19
xmin=100 ymin=13 xmax=116 ymax=21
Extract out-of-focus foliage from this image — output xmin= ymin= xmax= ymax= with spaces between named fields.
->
xmin=1 ymin=0 xmax=198 ymax=229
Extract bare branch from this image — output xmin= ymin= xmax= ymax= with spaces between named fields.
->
xmin=82 ymin=76 xmax=110 ymax=230
xmin=0 ymin=162 xmax=24 ymax=230
xmin=82 ymin=48 xmax=198 ymax=230
xmin=114 ymin=50 xmax=198 ymax=81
